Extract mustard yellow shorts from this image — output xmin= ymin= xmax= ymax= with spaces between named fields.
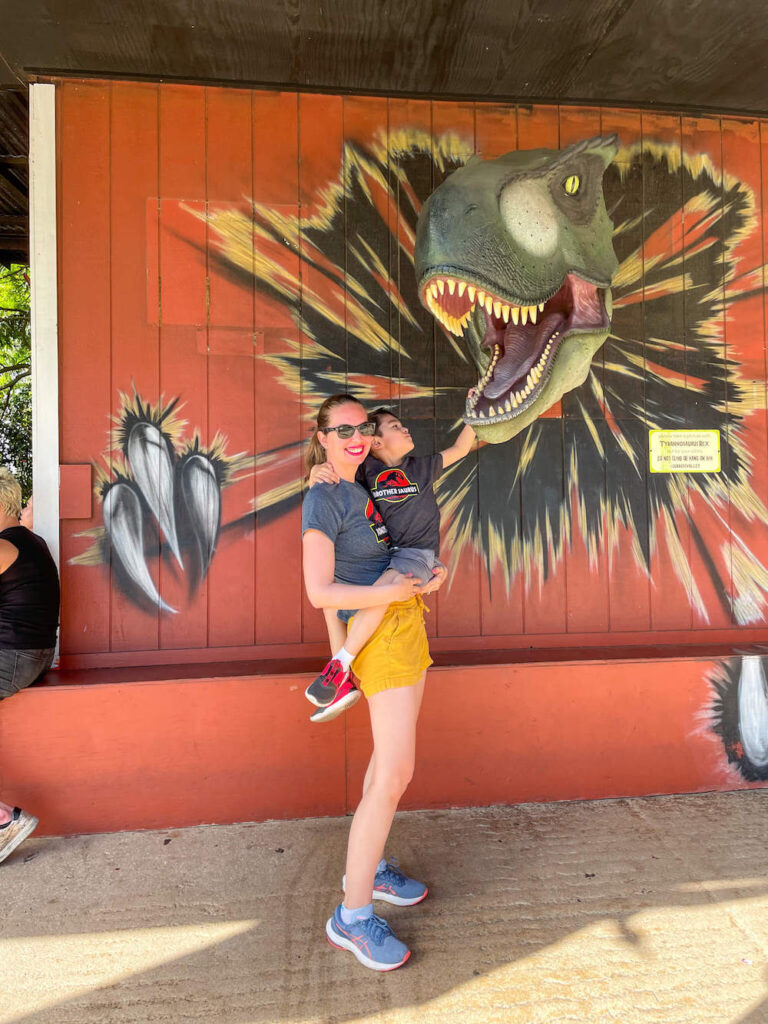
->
xmin=350 ymin=595 xmax=432 ymax=698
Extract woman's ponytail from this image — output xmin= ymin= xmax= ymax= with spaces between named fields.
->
xmin=305 ymin=430 xmax=327 ymax=474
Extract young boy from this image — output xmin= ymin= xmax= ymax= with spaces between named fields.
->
xmin=305 ymin=409 xmax=476 ymax=722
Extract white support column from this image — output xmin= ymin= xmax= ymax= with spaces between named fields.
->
xmin=28 ymin=82 xmax=59 ymax=566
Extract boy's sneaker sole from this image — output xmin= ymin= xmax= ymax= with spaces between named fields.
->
xmin=325 ymin=916 xmax=410 ymax=972
xmin=342 ymin=873 xmax=429 ymax=906
xmin=310 ymin=684 xmax=361 ymax=723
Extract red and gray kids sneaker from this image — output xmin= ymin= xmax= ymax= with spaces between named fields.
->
xmin=309 ymin=675 xmax=361 ymax=723
xmin=305 ymin=657 xmax=350 ymax=707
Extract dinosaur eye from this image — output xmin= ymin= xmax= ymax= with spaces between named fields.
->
xmin=564 ymin=174 xmax=581 ymax=196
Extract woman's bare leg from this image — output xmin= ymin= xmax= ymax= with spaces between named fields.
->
xmin=346 ymin=673 xmax=427 ymax=908
xmin=362 ymin=672 xmax=426 ymax=797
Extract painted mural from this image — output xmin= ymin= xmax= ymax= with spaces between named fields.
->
xmin=414 ymin=134 xmax=620 ymax=443
xmin=710 ymin=654 xmax=768 ymax=781
xmin=183 ymin=130 xmax=768 ymax=626
xmin=60 ymin=91 xmax=768 ymax=656
xmin=72 ymin=390 xmax=254 ymax=614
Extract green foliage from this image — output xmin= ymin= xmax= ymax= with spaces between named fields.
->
xmin=0 ymin=265 xmax=31 ymax=500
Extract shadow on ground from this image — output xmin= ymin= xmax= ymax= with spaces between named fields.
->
xmin=3 ymin=791 xmax=768 ymax=1024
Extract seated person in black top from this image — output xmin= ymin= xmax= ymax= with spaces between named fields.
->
xmin=0 ymin=469 xmax=60 ymax=864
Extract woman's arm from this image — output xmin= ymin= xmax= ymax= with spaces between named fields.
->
xmin=302 ymin=530 xmax=421 ymax=610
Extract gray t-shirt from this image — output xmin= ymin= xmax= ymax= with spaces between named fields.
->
xmin=358 ymin=453 xmax=444 ymax=552
xmin=301 ymin=479 xmax=391 ymax=585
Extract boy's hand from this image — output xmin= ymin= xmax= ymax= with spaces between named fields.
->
xmin=308 ymin=461 xmax=340 ymax=488
xmin=419 ymin=564 xmax=447 ymax=595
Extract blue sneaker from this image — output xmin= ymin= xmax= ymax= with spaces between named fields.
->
xmin=343 ymin=859 xmax=429 ymax=907
xmin=325 ymin=905 xmax=410 ymax=971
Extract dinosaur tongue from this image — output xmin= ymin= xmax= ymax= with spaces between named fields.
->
xmin=483 ymin=311 xmax=565 ymax=400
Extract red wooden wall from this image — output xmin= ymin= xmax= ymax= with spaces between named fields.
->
xmin=55 ymin=79 xmax=768 ymax=668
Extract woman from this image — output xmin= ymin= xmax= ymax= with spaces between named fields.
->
xmin=302 ymin=393 xmax=443 ymax=971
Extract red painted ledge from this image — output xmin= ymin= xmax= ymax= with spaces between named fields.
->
xmin=0 ymin=650 xmax=761 ymax=838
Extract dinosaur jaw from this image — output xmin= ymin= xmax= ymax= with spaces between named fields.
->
xmin=419 ymin=272 xmax=610 ymax=430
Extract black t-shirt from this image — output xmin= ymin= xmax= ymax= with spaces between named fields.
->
xmin=357 ymin=453 xmax=444 ymax=552
xmin=0 ymin=526 xmax=60 ymax=650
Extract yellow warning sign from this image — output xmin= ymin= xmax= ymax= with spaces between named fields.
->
xmin=649 ymin=430 xmax=721 ymax=473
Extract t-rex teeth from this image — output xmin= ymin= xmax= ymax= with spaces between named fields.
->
xmin=467 ymin=285 xmax=476 ymax=302
xmin=511 ymin=306 xmax=519 ymax=325
xmin=501 ymin=304 xmax=510 ymax=323
xmin=521 ymin=307 xmax=528 ymax=325
xmin=477 ymin=290 xmax=486 ymax=305
xmin=437 ymin=279 xmax=445 ymax=295
xmin=448 ymin=279 xmax=455 ymax=295
xmin=538 ymin=303 xmax=545 ymax=312
xmin=493 ymin=300 xmax=501 ymax=318
xmin=458 ymin=281 xmax=466 ymax=298
xmin=430 ymin=282 xmax=439 ymax=299
xmin=478 ymin=409 xmax=486 ymax=418
xmin=485 ymin=296 xmax=493 ymax=315
xmin=528 ymin=305 xmax=538 ymax=324
xmin=505 ymin=398 xmax=512 ymax=412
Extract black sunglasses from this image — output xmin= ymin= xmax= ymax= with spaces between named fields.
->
xmin=322 ymin=421 xmax=376 ymax=439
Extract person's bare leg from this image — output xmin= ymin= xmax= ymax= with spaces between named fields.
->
xmin=342 ymin=569 xmax=399 ymax=658
xmin=361 ymin=671 xmax=426 ymax=798
xmin=345 ymin=675 xmax=426 ymax=909
xmin=322 ymin=608 xmax=347 ymax=654
xmin=0 ymin=801 xmax=12 ymax=825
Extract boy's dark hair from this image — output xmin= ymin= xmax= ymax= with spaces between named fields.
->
xmin=369 ymin=407 xmax=398 ymax=435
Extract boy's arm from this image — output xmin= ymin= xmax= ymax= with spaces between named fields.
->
xmin=439 ymin=424 xmax=477 ymax=469
xmin=308 ymin=461 xmax=340 ymax=488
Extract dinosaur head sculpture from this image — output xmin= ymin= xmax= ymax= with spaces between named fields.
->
xmin=414 ymin=135 xmax=619 ymax=442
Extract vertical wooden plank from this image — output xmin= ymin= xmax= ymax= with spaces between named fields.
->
xmin=29 ymin=84 xmax=60 ymax=571
xmin=516 ymin=104 xmax=567 ymax=636
xmin=559 ymin=106 xmax=609 ymax=634
xmin=719 ymin=118 xmax=768 ymax=627
xmin=205 ymin=86 xmax=256 ymax=648
xmin=677 ymin=114 xmax=727 ymax=630
xmin=157 ymin=84 xmax=209 ymax=648
xmin=644 ymin=112 xmax=693 ymax=632
xmin=109 ymin=82 xmax=161 ymax=653
xmin=58 ymin=81 xmax=112 ymax=655
xmin=341 ymin=95 xmax=393 ymax=406
xmin=431 ymin=100 xmax=481 ymax=639
xmin=387 ymin=97 xmax=436 ymax=636
xmin=387 ymin=98 xmax=433 ymax=417
xmin=474 ymin=103 xmax=525 ymax=637
xmin=299 ymin=92 xmax=345 ymax=645
xmin=252 ymin=90 xmax=303 ymax=647
xmin=599 ymin=107 xmax=652 ymax=634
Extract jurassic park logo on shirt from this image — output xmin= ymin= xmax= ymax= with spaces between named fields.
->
xmin=364 ymin=498 xmax=391 ymax=544
xmin=370 ymin=467 xmax=420 ymax=504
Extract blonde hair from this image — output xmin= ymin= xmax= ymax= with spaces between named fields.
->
xmin=305 ymin=393 xmax=364 ymax=475
xmin=0 ymin=467 xmax=22 ymax=519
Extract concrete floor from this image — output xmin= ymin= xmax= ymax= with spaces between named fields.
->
xmin=2 ymin=791 xmax=768 ymax=1024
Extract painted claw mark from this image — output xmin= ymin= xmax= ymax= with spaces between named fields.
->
xmin=127 ymin=421 xmax=184 ymax=569
xmin=181 ymin=453 xmax=221 ymax=578
xmin=738 ymin=655 xmax=768 ymax=769
xmin=103 ymin=481 xmax=177 ymax=614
